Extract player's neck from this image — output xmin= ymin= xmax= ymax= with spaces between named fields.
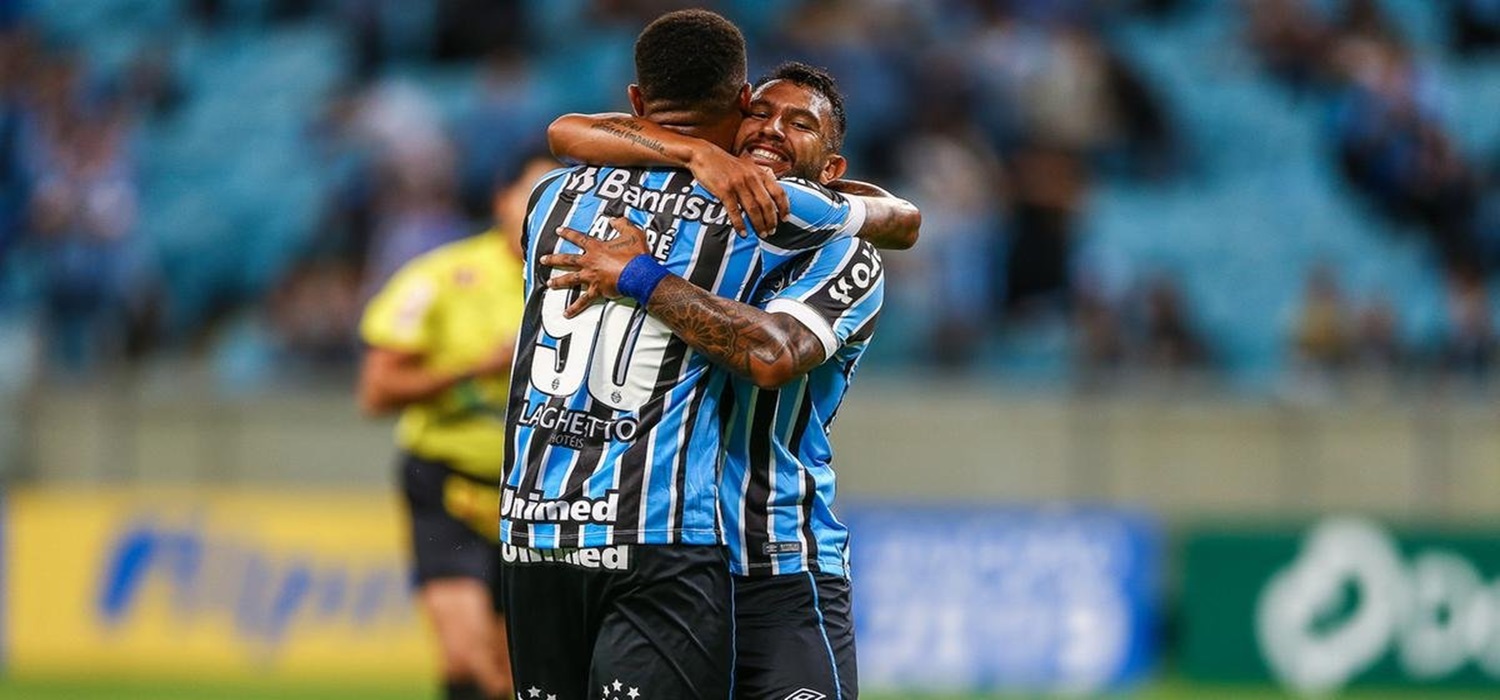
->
xmin=646 ymin=110 xmax=739 ymax=152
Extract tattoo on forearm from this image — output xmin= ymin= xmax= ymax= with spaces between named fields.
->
xmin=601 ymin=117 xmax=645 ymax=132
xmin=648 ymin=278 xmax=822 ymax=381
xmin=591 ymin=120 xmax=667 ymax=156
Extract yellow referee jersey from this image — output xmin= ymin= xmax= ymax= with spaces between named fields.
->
xmin=360 ymin=229 xmax=523 ymax=481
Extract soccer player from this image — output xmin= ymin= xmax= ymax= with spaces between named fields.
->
xmin=546 ymin=63 xmax=893 ymax=700
xmin=359 ymin=153 xmax=558 ymax=700
xmin=500 ymin=10 xmax=917 ymax=699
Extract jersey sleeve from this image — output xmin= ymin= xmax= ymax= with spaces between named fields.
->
xmin=758 ymin=178 xmax=867 ymax=261
xmin=763 ymin=238 xmax=884 ymax=359
xmin=360 ymin=262 xmax=439 ymax=353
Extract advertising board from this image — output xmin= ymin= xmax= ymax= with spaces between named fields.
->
xmin=3 ymin=488 xmax=431 ymax=681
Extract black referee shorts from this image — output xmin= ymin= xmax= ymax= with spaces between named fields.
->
xmin=500 ymin=543 xmax=734 ymax=700
xmin=399 ymin=452 xmax=504 ymax=613
xmin=733 ymin=573 xmax=858 ymax=700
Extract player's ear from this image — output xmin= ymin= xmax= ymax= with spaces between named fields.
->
xmin=628 ymin=85 xmax=646 ymax=117
xmin=819 ymin=154 xmax=848 ymax=184
xmin=736 ymin=83 xmax=751 ymax=113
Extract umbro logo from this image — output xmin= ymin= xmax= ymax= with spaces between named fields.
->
xmin=783 ymin=690 xmax=827 ymax=700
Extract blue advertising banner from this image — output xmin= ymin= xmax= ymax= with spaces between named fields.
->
xmin=842 ymin=505 xmax=1159 ymax=695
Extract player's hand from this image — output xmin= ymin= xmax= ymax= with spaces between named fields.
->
xmin=688 ymin=143 xmax=787 ymax=237
xmin=542 ymin=220 xmax=652 ymax=317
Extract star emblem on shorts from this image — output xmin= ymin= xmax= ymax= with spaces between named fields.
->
xmin=526 ymin=688 xmax=541 ymax=698
xmin=598 ymin=679 xmax=639 ymax=699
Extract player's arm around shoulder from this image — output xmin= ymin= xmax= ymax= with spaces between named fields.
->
xmin=829 ymin=178 xmax=921 ymax=250
xmin=547 ymin=112 xmax=785 ymax=236
xmin=774 ymin=177 xmax=920 ymax=254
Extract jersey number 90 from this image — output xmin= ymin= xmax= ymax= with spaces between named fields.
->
xmin=530 ymin=270 xmax=671 ymax=411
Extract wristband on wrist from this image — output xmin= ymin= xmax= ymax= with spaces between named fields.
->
xmin=617 ymin=254 xmax=671 ymax=304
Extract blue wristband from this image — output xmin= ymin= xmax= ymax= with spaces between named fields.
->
xmin=617 ymin=254 xmax=671 ymax=305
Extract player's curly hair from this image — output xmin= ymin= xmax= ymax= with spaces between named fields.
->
xmin=634 ymin=9 xmax=747 ymax=112
xmin=755 ymin=61 xmax=847 ymax=152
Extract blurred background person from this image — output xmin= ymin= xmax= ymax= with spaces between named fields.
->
xmin=357 ymin=153 xmax=555 ymax=700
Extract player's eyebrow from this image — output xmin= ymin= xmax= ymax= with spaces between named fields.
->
xmin=750 ymin=99 xmax=821 ymax=129
xmin=783 ymin=105 xmax=820 ymax=127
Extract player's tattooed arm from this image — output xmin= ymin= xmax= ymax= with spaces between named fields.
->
xmin=647 ymin=276 xmax=826 ymax=388
xmin=547 ymin=113 xmax=787 ymax=237
xmin=543 ymin=219 xmax=826 ymax=388
xmin=829 ymin=179 xmax=922 ymax=251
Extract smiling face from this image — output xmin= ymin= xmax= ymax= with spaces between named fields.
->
xmin=733 ymin=79 xmax=847 ymax=184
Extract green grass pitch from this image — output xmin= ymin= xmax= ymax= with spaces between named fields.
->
xmin=3 ymin=678 xmax=1500 ymax=700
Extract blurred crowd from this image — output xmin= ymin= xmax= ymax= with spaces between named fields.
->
xmin=3 ymin=0 xmax=1500 ymax=392
xmin=0 ymin=6 xmax=178 ymax=373
xmin=1246 ymin=0 xmax=1500 ymax=389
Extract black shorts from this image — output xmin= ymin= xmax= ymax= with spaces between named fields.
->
xmin=399 ymin=452 xmax=504 ymax=613
xmin=733 ymin=573 xmax=858 ymax=700
xmin=500 ymin=543 xmax=734 ymax=699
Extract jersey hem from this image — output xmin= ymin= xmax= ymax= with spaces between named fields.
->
xmin=496 ymin=526 xmax=722 ymax=549
xmin=729 ymin=561 xmax=847 ymax=578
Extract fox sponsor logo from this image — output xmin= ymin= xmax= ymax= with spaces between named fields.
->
xmin=501 ymin=543 xmax=631 ymax=572
xmin=501 ymin=488 xmax=619 ymax=525
xmin=826 ymin=245 xmax=882 ymax=305
xmin=596 ymin=169 xmax=730 ymax=226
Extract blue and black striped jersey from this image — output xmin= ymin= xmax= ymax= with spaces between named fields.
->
xmin=720 ymin=236 xmax=885 ymax=576
xmin=501 ymin=165 xmax=868 ymax=549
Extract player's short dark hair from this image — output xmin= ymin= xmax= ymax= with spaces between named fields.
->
xmin=634 ymin=9 xmax=747 ymax=112
xmin=755 ymin=61 xmax=847 ymax=151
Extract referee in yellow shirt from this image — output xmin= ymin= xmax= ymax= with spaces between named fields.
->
xmin=359 ymin=154 xmax=556 ymax=700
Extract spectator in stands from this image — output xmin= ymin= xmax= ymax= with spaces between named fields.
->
xmin=1291 ymin=263 xmax=1351 ymax=374
xmin=1328 ymin=28 xmax=1484 ymax=273
xmin=268 ymin=258 xmax=362 ymax=369
xmin=360 ymin=169 xmax=468 ymax=301
xmin=775 ymin=0 xmax=910 ymax=172
xmin=25 ymin=106 xmax=143 ymax=374
xmin=1075 ymin=286 xmax=1127 ymax=382
xmin=1350 ymin=294 xmax=1405 ymax=376
xmin=1136 ymin=275 xmax=1210 ymax=372
xmin=1242 ymin=0 xmax=1331 ymax=93
xmin=0 ymin=28 xmax=33 ymax=262
xmin=1101 ymin=40 xmax=1179 ymax=180
xmin=120 ymin=44 xmax=185 ymax=121
xmin=1005 ymin=144 xmax=1088 ymax=316
xmin=1452 ymin=0 xmax=1500 ymax=56
xmin=452 ymin=49 xmax=548 ymax=218
xmin=1438 ymin=269 xmax=1496 ymax=382
xmin=890 ymin=95 xmax=1008 ymax=368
